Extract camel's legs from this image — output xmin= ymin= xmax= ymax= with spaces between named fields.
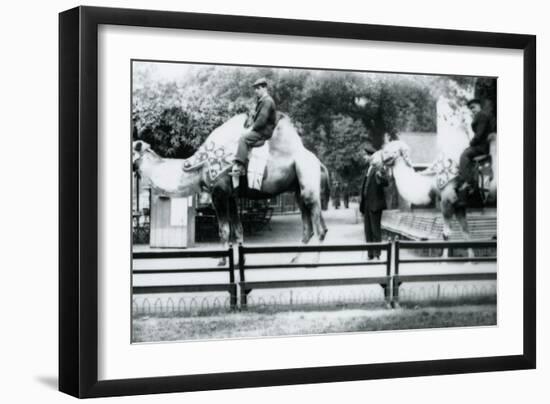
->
xmin=294 ymin=152 xmax=326 ymax=242
xmin=211 ymin=187 xmax=231 ymax=266
xmin=228 ymin=197 xmax=244 ymax=245
xmin=290 ymin=198 xmax=314 ymax=264
xmin=310 ymin=201 xmax=326 ymax=241
xmin=301 ymin=195 xmax=324 ymax=264
xmin=455 ymin=207 xmax=474 ymax=259
xmin=290 ymin=152 xmax=327 ymax=264
xmin=440 ymin=199 xmax=454 ymax=259
xmin=320 ymin=212 xmax=328 ymax=235
xmin=300 ymin=198 xmax=314 ymax=244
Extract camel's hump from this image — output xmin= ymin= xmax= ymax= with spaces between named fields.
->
xmin=204 ymin=114 xmax=248 ymax=148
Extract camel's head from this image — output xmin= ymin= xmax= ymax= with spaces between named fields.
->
xmin=132 ymin=140 xmax=159 ymax=172
xmin=133 ymin=140 xmax=150 ymax=161
xmin=366 ymin=150 xmax=385 ymax=170
xmin=381 ymin=140 xmax=413 ymax=168
xmin=365 ymin=150 xmax=391 ymax=180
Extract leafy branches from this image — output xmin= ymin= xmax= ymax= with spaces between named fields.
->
xmin=132 ymin=63 xmax=480 ymax=188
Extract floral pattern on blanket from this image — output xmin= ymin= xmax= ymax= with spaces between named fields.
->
xmin=182 ymin=141 xmax=234 ymax=182
xmin=429 ymin=157 xmax=459 ymax=189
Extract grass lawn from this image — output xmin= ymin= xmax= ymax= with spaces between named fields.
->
xmin=132 ymin=302 xmax=496 ymax=342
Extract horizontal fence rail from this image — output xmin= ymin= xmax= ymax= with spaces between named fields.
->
xmin=133 ymin=249 xmax=231 ymax=259
xmin=392 ymin=240 xmax=497 ymax=304
xmin=397 ymin=240 xmax=497 ymax=251
xmin=238 ymin=242 xmax=393 ymax=306
xmin=132 ymin=247 xmax=237 ymax=308
xmin=131 ymin=239 xmax=498 ymax=313
xmin=239 ymin=244 xmax=387 ymax=253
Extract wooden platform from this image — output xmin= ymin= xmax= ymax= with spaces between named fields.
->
xmin=382 ymin=208 xmax=497 ymax=241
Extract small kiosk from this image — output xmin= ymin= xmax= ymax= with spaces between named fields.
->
xmin=149 ymin=191 xmax=196 ymax=248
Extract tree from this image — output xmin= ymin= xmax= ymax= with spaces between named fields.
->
xmin=319 ymin=115 xmax=370 ymax=190
xmin=132 ymin=64 xmax=449 ymax=192
xmin=132 ymin=65 xmax=256 ymax=158
xmin=351 ymin=74 xmax=437 ymax=149
xmin=474 ymin=77 xmax=497 ymax=130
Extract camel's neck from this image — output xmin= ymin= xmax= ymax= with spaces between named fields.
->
xmin=391 ymin=158 xmax=434 ymax=205
xmin=138 ymin=152 xmax=202 ymax=196
xmin=138 ymin=152 xmax=162 ymax=180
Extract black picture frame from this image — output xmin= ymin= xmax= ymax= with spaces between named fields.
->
xmin=59 ymin=5 xmax=536 ymax=398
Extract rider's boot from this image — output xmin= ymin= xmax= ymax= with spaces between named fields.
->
xmin=231 ymin=162 xmax=245 ymax=188
xmin=458 ymin=181 xmax=473 ymax=194
xmin=231 ymin=162 xmax=245 ymax=177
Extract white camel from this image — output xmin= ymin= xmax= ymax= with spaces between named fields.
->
xmin=377 ymin=138 xmax=497 ymax=256
xmin=133 ymin=113 xmax=330 ymax=265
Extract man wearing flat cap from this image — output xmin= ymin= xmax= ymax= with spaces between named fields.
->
xmin=359 ymin=140 xmax=388 ymax=260
xmin=458 ymin=98 xmax=495 ymax=194
xmin=232 ymin=77 xmax=277 ymax=176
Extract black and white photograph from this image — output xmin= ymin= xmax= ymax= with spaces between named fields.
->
xmin=0 ymin=0 xmax=537 ymax=401
xmin=131 ymin=61 xmax=497 ymax=343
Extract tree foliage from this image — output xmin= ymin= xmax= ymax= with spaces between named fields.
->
xmin=474 ymin=77 xmax=497 ymax=129
xmin=132 ymin=63 xmax=483 ymax=189
xmin=319 ymin=115 xmax=370 ymax=190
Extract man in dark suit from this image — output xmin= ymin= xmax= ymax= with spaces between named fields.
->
xmin=458 ymin=98 xmax=494 ymax=193
xmin=359 ymin=147 xmax=388 ymax=259
xmin=232 ymin=78 xmax=277 ymax=176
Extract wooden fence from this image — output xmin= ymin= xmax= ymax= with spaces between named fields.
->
xmin=237 ymin=243 xmax=392 ymax=306
xmin=131 ymin=239 xmax=497 ymax=309
xmin=391 ymin=240 xmax=497 ymax=304
xmin=132 ymin=248 xmax=237 ymax=308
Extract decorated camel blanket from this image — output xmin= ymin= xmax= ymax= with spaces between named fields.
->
xmin=422 ymin=156 xmax=460 ymax=190
xmin=182 ymin=138 xmax=269 ymax=190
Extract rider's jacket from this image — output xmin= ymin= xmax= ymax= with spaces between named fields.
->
xmin=251 ymin=93 xmax=277 ymax=139
xmin=470 ymin=110 xmax=494 ymax=152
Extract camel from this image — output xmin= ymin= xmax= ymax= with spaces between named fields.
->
xmin=133 ymin=113 xmax=330 ymax=264
xmin=376 ymin=137 xmax=497 ymax=256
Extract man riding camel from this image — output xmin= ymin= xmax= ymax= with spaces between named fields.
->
xmin=458 ymin=98 xmax=494 ymax=194
xmin=232 ymin=77 xmax=277 ymax=176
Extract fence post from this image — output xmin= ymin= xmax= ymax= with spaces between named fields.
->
xmin=227 ymin=244 xmax=236 ymax=309
xmin=392 ymin=240 xmax=400 ymax=306
xmin=384 ymin=242 xmax=392 ymax=305
xmin=238 ymin=243 xmax=247 ymax=307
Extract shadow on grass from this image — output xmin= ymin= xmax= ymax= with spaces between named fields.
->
xmin=132 ymin=299 xmax=497 ymax=343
